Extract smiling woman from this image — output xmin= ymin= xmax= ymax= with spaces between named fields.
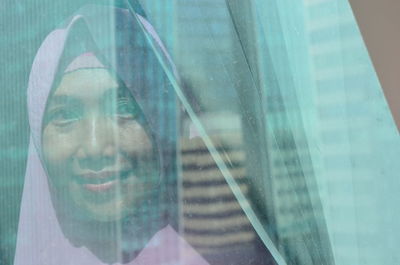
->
xmin=14 ymin=4 xmax=208 ymax=265
xmin=42 ymin=66 xmax=157 ymax=223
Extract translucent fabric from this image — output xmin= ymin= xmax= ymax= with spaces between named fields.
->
xmin=139 ymin=0 xmax=399 ymax=264
xmin=0 ymin=0 xmax=398 ymax=264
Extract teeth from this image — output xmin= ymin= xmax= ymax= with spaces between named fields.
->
xmin=94 ymin=175 xmax=116 ymax=184
xmin=76 ymin=171 xmax=131 ymax=185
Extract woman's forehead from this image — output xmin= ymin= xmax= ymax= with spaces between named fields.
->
xmin=51 ymin=68 xmax=119 ymax=103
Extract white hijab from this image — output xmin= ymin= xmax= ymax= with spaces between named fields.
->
xmin=14 ymin=5 xmax=208 ymax=265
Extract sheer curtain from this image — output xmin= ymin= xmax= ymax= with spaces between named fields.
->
xmin=14 ymin=0 xmax=395 ymax=264
xmin=248 ymin=0 xmax=400 ymax=264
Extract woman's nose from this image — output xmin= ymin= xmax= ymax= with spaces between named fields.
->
xmin=78 ymin=116 xmax=117 ymax=158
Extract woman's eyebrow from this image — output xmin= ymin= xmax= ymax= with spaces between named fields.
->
xmin=101 ymin=86 xmax=130 ymax=101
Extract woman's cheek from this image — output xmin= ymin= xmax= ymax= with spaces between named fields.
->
xmin=118 ymin=121 xmax=152 ymax=156
xmin=43 ymin=125 xmax=81 ymax=165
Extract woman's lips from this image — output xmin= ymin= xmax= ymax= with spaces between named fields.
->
xmin=84 ymin=180 xmax=117 ymax=192
xmin=78 ymin=170 xmax=127 ymax=193
xmin=80 ymin=170 xmax=117 ymax=180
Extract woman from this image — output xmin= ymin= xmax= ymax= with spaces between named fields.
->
xmin=14 ymin=4 xmax=208 ymax=265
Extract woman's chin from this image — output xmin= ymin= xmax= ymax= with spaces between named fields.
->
xmin=79 ymin=200 xmax=129 ymax=222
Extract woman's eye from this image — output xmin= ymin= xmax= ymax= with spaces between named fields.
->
xmin=48 ymin=108 xmax=81 ymax=126
xmin=115 ymin=100 xmax=139 ymax=119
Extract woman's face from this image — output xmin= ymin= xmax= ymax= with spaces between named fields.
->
xmin=42 ymin=68 xmax=158 ymax=222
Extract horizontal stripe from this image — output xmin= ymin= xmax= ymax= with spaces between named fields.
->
xmin=182 ymin=161 xmax=243 ymax=171
xmin=182 ymin=177 xmax=247 ymax=188
xmin=180 ymin=133 xmax=244 ymax=152
xmin=180 ymin=146 xmax=241 ymax=155
xmin=181 ymin=150 xmax=245 ymax=167
xmin=182 ymin=167 xmax=246 ymax=182
xmin=183 ymin=183 xmax=248 ymax=199
xmin=183 ymin=195 xmax=238 ymax=204
xmin=184 ymin=231 xmax=256 ymax=247
xmin=183 ymin=200 xmax=242 ymax=214
xmin=183 ymin=208 xmax=248 ymax=219
xmin=184 ymin=224 xmax=253 ymax=236
xmin=183 ymin=215 xmax=251 ymax=230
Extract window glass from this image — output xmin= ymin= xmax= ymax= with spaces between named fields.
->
xmin=0 ymin=0 xmax=398 ymax=264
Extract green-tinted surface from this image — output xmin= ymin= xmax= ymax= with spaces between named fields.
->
xmin=1 ymin=0 xmax=398 ymax=264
